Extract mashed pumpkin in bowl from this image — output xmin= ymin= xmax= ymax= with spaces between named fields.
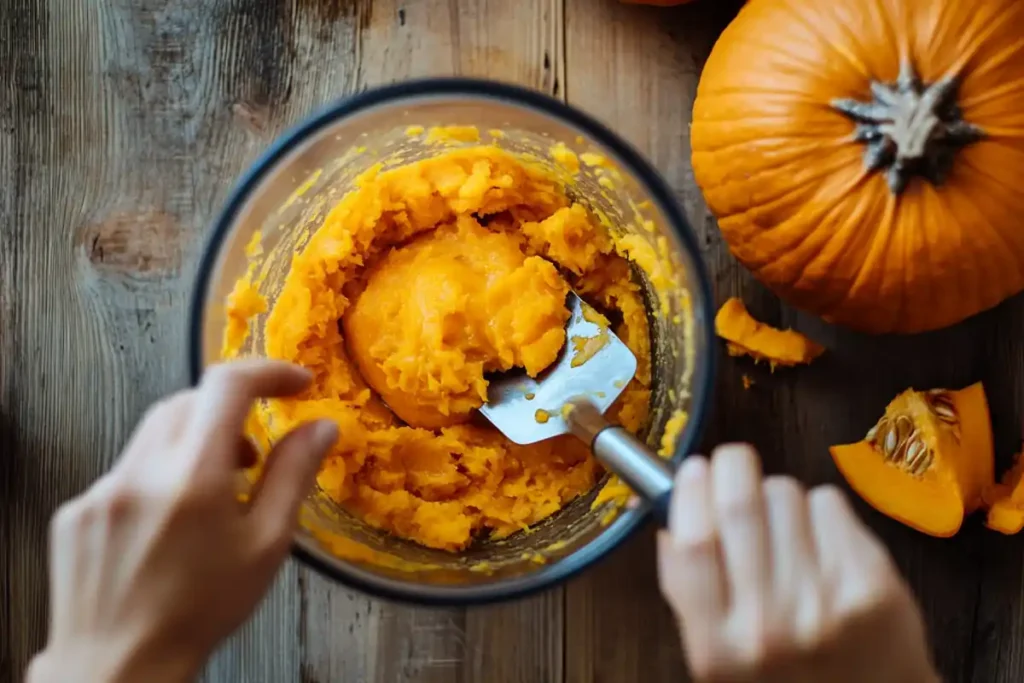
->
xmin=217 ymin=120 xmax=700 ymax=573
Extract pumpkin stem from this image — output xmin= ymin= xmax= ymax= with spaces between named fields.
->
xmin=832 ymin=62 xmax=984 ymax=194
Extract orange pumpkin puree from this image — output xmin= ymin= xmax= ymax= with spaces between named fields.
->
xmin=224 ymin=146 xmax=653 ymax=551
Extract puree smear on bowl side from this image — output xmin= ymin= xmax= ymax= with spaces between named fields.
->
xmin=224 ymin=144 xmax=656 ymax=551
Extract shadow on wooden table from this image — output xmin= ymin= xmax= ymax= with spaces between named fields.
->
xmin=565 ymin=522 xmax=687 ymax=682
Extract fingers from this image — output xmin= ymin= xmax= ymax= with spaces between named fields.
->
xmin=115 ymin=391 xmax=195 ymax=470
xmin=197 ymin=359 xmax=313 ymax=426
xmin=712 ymin=444 xmax=771 ymax=610
xmin=659 ymin=456 xmax=727 ymax=623
xmin=249 ymin=419 xmax=338 ymax=546
xmin=763 ymin=476 xmax=826 ymax=648
xmin=763 ymin=476 xmax=817 ymax=597
xmin=809 ymin=486 xmax=896 ymax=603
xmin=190 ymin=360 xmax=313 ymax=464
xmin=48 ymin=500 xmax=81 ymax=639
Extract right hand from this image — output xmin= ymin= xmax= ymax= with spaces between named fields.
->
xmin=658 ymin=444 xmax=939 ymax=683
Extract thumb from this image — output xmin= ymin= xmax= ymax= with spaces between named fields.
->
xmin=250 ymin=419 xmax=338 ymax=544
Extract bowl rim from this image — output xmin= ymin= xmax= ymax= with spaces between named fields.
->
xmin=188 ymin=77 xmax=717 ymax=606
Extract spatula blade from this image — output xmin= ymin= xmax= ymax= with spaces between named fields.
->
xmin=479 ymin=292 xmax=638 ymax=445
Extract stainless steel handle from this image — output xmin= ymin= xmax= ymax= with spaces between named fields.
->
xmin=592 ymin=426 xmax=675 ymax=502
xmin=567 ymin=400 xmax=675 ymax=524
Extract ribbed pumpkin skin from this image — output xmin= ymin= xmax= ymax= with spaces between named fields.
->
xmin=692 ymin=0 xmax=1024 ymax=334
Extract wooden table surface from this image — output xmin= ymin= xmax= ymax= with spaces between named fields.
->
xmin=4 ymin=1 xmax=1024 ymax=681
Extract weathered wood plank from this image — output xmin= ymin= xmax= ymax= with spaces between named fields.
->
xmin=2 ymin=0 xmax=217 ymax=677
xmin=565 ymin=2 xmax=1024 ymax=683
xmin=0 ymin=0 xmax=54 ymax=674
xmin=562 ymin=2 xmax=738 ymax=681
xmin=0 ymin=0 xmax=570 ymax=681
xmin=2 ymin=0 xmax=571 ymax=679
xmin=7 ymin=1 xmax=1024 ymax=682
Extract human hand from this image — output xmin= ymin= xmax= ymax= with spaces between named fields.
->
xmin=27 ymin=360 xmax=337 ymax=683
xmin=658 ymin=444 xmax=939 ymax=683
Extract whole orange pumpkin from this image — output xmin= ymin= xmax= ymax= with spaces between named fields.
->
xmin=691 ymin=0 xmax=1024 ymax=333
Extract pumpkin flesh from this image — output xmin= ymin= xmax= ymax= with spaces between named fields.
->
xmin=985 ymin=454 xmax=1024 ymax=535
xmin=830 ymin=383 xmax=993 ymax=537
xmin=831 ymin=440 xmax=963 ymax=537
xmin=715 ymin=297 xmax=823 ymax=367
xmin=692 ymin=0 xmax=1024 ymax=333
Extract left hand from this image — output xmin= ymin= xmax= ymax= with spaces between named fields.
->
xmin=26 ymin=360 xmax=337 ymax=683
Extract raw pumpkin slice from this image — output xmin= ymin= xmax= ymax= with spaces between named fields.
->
xmin=830 ymin=383 xmax=993 ymax=538
xmin=984 ymin=453 xmax=1024 ymax=535
xmin=715 ymin=297 xmax=824 ymax=368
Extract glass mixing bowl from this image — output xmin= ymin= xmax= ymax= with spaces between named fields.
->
xmin=189 ymin=79 xmax=715 ymax=604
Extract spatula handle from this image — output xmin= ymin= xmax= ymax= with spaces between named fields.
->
xmin=567 ymin=401 xmax=675 ymax=527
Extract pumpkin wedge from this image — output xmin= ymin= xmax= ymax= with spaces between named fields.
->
xmin=984 ymin=454 xmax=1024 ymax=535
xmin=830 ymin=383 xmax=993 ymax=537
xmin=715 ymin=297 xmax=824 ymax=368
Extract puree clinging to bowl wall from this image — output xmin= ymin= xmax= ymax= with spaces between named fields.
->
xmin=222 ymin=128 xmax=687 ymax=553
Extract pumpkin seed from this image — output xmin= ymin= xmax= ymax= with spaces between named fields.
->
xmin=925 ymin=391 xmax=957 ymax=422
xmin=866 ymin=422 xmax=880 ymax=442
xmin=883 ymin=428 xmax=898 ymax=459
xmin=901 ymin=428 xmax=920 ymax=459
xmin=904 ymin=438 xmax=922 ymax=461
xmin=904 ymin=439 xmax=925 ymax=469
xmin=881 ymin=416 xmax=912 ymax=460
xmin=912 ymin=449 xmax=934 ymax=476
xmin=925 ymin=390 xmax=961 ymax=442
xmin=932 ymin=402 xmax=956 ymax=422
xmin=894 ymin=415 xmax=914 ymax=442
xmin=871 ymin=413 xmax=934 ymax=474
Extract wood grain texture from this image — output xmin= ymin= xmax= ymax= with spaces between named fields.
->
xmin=5 ymin=0 xmax=1024 ymax=682
xmin=564 ymin=2 xmax=1024 ymax=683
xmin=562 ymin=2 xmax=737 ymax=681
xmin=1 ymin=0 xmax=565 ymax=682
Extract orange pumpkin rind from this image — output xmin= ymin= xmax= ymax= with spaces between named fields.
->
xmin=830 ymin=383 xmax=993 ymax=538
xmin=715 ymin=297 xmax=824 ymax=369
xmin=984 ymin=452 xmax=1024 ymax=535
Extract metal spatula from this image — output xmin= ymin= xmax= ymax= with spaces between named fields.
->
xmin=479 ymin=292 xmax=675 ymax=524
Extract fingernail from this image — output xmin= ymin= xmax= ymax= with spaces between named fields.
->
xmin=677 ymin=455 xmax=708 ymax=483
xmin=672 ymin=456 xmax=713 ymax=544
xmin=311 ymin=420 xmax=339 ymax=451
xmin=712 ymin=443 xmax=762 ymax=512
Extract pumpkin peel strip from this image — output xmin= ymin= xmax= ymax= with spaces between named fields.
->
xmin=714 ymin=298 xmax=824 ymax=368
xmin=984 ymin=451 xmax=1024 ymax=535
